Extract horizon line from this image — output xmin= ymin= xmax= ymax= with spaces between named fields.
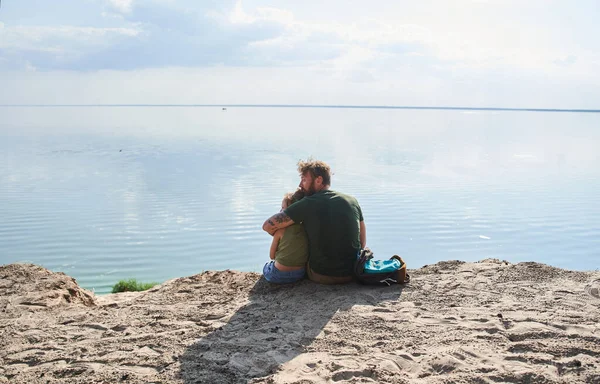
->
xmin=1 ymin=104 xmax=599 ymax=113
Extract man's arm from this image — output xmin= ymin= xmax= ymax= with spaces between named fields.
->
xmin=359 ymin=220 xmax=367 ymax=249
xmin=263 ymin=212 xmax=295 ymax=236
xmin=269 ymin=229 xmax=284 ymax=259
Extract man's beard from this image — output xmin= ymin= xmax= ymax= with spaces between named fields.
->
xmin=303 ymin=180 xmax=318 ymax=196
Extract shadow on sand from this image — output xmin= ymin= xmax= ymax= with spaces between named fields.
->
xmin=179 ymin=277 xmax=406 ymax=383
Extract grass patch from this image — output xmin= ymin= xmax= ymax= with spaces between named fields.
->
xmin=111 ymin=279 xmax=159 ymax=293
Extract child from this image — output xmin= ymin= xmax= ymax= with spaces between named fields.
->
xmin=262 ymin=189 xmax=308 ymax=283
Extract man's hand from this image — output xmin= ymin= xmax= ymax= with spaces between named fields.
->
xmin=263 ymin=212 xmax=294 ymax=235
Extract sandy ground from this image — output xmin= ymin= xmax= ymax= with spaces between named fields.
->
xmin=1 ymin=260 xmax=600 ymax=384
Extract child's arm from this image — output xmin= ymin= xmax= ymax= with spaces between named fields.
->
xmin=269 ymin=229 xmax=284 ymax=260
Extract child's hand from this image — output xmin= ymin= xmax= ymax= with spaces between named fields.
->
xmin=270 ymin=254 xmax=276 ymax=260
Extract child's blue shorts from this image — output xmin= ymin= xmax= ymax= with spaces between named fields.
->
xmin=263 ymin=261 xmax=305 ymax=284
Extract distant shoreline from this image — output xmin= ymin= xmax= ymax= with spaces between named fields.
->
xmin=1 ymin=104 xmax=600 ymax=113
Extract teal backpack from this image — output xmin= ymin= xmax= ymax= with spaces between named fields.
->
xmin=354 ymin=248 xmax=410 ymax=286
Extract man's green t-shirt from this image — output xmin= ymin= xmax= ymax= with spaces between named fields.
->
xmin=284 ymin=190 xmax=363 ymax=277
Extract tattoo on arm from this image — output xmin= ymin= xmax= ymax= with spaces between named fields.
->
xmin=263 ymin=212 xmax=293 ymax=235
xmin=273 ymin=212 xmax=291 ymax=224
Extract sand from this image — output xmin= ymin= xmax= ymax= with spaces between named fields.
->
xmin=1 ymin=260 xmax=599 ymax=383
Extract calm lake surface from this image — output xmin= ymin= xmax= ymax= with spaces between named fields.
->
xmin=1 ymin=107 xmax=599 ymax=293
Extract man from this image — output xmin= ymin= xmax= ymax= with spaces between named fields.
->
xmin=262 ymin=159 xmax=366 ymax=284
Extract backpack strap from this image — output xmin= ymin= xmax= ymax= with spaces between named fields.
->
xmin=353 ymin=248 xmax=374 ymax=279
xmin=390 ymin=255 xmax=410 ymax=284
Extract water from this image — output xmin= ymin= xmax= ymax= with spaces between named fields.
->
xmin=1 ymin=106 xmax=599 ymax=294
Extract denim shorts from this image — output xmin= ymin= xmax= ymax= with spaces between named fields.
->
xmin=263 ymin=261 xmax=306 ymax=284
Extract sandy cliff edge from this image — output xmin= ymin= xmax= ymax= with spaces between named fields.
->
xmin=1 ymin=260 xmax=599 ymax=384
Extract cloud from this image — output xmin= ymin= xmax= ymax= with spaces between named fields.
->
xmin=0 ymin=1 xmax=551 ymax=77
xmin=0 ymin=0 xmax=599 ymax=106
xmin=107 ymin=0 xmax=135 ymax=13
xmin=0 ymin=1 xmax=433 ymax=72
xmin=0 ymin=24 xmax=142 ymax=70
xmin=0 ymin=25 xmax=140 ymax=50
xmin=1 ymin=1 xmax=298 ymax=71
xmin=554 ymin=55 xmax=577 ymax=67
xmin=227 ymin=1 xmax=294 ymax=25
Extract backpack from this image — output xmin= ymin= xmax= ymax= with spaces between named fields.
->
xmin=354 ymin=248 xmax=410 ymax=286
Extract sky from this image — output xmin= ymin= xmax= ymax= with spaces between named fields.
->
xmin=0 ymin=0 xmax=599 ymax=107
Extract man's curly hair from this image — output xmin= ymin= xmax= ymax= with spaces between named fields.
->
xmin=297 ymin=158 xmax=332 ymax=186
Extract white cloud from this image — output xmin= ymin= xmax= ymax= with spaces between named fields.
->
xmin=216 ymin=1 xmax=600 ymax=84
xmin=229 ymin=1 xmax=431 ymax=49
xmin=0 ymin=24 xmax=143 ymax=70
xmin=229 ymin=1 xmax=294 ymax=25
xmin=0 ymin=25 xmax=140 ymax=51
xmin=225 ymin=2 xmax=433 ymax=73
xmin=305 ymin=20 xmax=432 ymax=47
xmin=326 ymin=46 xmax=377 ymax=71
xmin=108 ymin=0 xmax=135 ymax=13
xmin=0 ymin=1 xmax=599 ymax=106
xmin=24 ymin=61 xmax=37 ymax=72
xmin=2 ymin=1 xmax=595 ymax=78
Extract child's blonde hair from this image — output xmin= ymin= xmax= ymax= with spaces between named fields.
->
xmin=283 ymin=189 xmax=305 ymax=207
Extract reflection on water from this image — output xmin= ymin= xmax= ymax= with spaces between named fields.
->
xmin=1 ymin=107 xmax=599 ymax=293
